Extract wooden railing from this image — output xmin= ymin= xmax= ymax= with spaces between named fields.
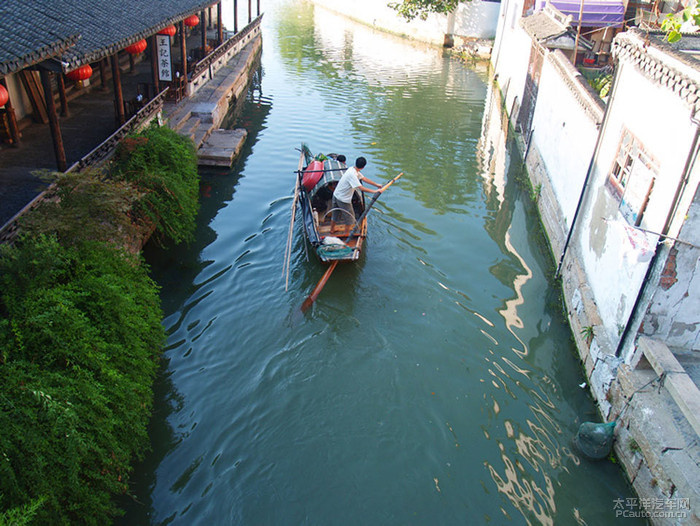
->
xmin=189 ymin=15 xmax=263 ymax=81
xmin=0 ymin=89 xmax=168 ymax=244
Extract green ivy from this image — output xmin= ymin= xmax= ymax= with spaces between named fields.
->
xmin=661 ymin=1 xmax=700 ymax=43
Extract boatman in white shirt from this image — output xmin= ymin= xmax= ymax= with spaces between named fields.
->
xmin=331 ymin=156 xmax=382 ymax=226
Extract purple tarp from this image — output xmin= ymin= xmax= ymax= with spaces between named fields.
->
xmin=535 ymin=0 xmax=625 ymax=27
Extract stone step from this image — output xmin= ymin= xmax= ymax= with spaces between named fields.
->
xmin=192 ymin=124 xmax=213 ymax=149
xmin=168 ymin=108 xmax=194 ymax=132
xmin=197 ymin=128 xmax=247 ymax=167
xmin=177 ymin=117 xmax=201 ymax=142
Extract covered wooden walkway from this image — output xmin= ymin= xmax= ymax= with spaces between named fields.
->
xmin=0 ymin=0 xmax=262 ymax=229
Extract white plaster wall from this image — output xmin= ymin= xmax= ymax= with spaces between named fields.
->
xmin=310 ymin=0 xmax=499 ymax=45
xmin=530 ymin=56 xmax=599 ymax=229
xmin=576 ymin=60 xmax=698 ymax=344
xmin=491 ymin=0 xmax=532 ymax=122
xmin=453 ymin=1 xmax=502 ymax=40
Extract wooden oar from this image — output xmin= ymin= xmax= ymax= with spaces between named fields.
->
xmin=301 ymin=260 xmax=338 ymax=312
xmin=283 ymin=151 xmax=304 ymax=290
xmin=346 ymin=172 xmax=403 ymax=240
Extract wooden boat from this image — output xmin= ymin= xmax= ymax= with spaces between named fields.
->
xmin=285 ymin=145 xmax=401 ymax=310
xmin=295 ymin=145 xmax=368 ymax=263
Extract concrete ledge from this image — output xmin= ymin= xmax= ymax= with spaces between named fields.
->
xmin=197 ymin=128 xmax=247 ymax=167
xmin=613 ymin=361 xmax=700 ymax=523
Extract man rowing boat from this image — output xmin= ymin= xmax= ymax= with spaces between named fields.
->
xmin=331 ymin=156 xmax=382 ymax=225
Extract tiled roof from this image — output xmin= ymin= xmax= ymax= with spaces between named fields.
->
xmin=521 ymin=6 xmax=594 ymax=51
xmin=521 ymin=5 xmax=571 ymax=42
xmin=613 ymin=28 xmax=700 ymax=113
xmin=0 ymin=0 xmax=216 ymax=75
xmin=521 ymin=11 xmax=568 ymax=41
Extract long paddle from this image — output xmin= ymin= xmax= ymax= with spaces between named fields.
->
xmin=283 ymin=151 xmax=304 ymax=290
xmin=301 ymin=260 xmax=338 ymax=312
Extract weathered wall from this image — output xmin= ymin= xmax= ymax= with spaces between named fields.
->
xmin=491 ymin=10 xmax=700 ymax=521
xmin=310 ymin=0 xmax=500 ymax=46
xmin=574 ymin=54 xmax=699 ymax=352
xmin=642 ymin=182 xmax=700 ymax=350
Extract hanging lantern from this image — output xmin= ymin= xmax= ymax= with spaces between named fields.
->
xmin=184 ymin=14 xmax=200 ymax=27
xmin=66 ymin=64 xmax=93 ymax=82
xmin=125 ymin=39 xmax=147 ymax=55
xmin=124 ymin=40 xmax=148 ymax=55
xmin=0 ymin=84 xmax=8 ymax=107
xmin=158 ymin=25 xmax=177 ymax=36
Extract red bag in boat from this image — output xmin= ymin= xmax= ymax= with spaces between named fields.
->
xmin=302 ymin=160 xmax=324 ymax=191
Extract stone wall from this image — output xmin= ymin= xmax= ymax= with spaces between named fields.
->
xmin=492 ymin=23 xmax=700 ymax=524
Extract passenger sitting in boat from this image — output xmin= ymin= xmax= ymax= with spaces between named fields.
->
xmin=331 ymin=156 xmax=382 ymax=225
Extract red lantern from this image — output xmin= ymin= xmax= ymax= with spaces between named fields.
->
xmin=66 ymin=64 xmax=93 ymax=82
xmin=0 ymin=84 xmax=8 ymax=107
xmin=125 ymin=39 xmax=147 ymax=55
xmin=184 ymin=15 xmax=200 ymax=27
xmin=158 ymin=25 xmax=177 ymax=36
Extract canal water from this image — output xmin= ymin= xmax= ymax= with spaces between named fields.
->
xmin=124 ymin=2 xmax=644 ymax=524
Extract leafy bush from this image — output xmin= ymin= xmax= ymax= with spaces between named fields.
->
xmin=0 ymin=235 xmax=164 ymax=524
xmin=20 ymin=168 xmax=143 ymax=249
xmin=589 ymin=73 xmax=612 ymax=99
xmin=112 ymin=124 xmax=200 ymax=245
xmin=0 ymin=122 xmax=196 ymax=523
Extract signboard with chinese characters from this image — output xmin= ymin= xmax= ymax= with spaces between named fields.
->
xmin=156 ymin=35 xmax=172 ymax=82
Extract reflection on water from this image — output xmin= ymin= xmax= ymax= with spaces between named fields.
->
xmin=121 ymin=2 xmax=642 ymax=525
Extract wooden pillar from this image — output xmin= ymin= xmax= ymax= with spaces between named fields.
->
xmin=99 ymin=58 xmax=109 ymax=91
xmin=180 ymin=20 xmax=188 ymax=80
xmin=110 ymin=53 xmax=125 ymax=126
xmin=200 ymin=10 xmax=207 ymax=54
xmin=57 ymin=73 xmax=69 ymax=117
xmin=248 ymin=0 xmax=252 ymax=23
xmin=217 ymin=2 xmax=223 ymax=46
xmin=234 ymin=0 xmax=238 ymax=33
xmin=150 ymin=35 xmax=160 ymax=95
xmin=0 ymin=77 xmax=21 ymax=146
xmin=39 ymin=69 xmax=67 ymax=171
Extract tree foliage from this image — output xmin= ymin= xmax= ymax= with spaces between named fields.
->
xmin=661 ymin=0 xmax=700 ymax=42
xmin=389 ymin=0 xmax=461 ymax=20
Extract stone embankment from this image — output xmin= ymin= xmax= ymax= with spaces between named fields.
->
xmin=164 ymin=23 xmax=262 ymax=166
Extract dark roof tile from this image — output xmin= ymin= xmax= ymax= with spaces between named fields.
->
xmin=1 ymin=0 xmax=216 ymax=75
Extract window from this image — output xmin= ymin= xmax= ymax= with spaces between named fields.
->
xmin=607 ymin=128 xmax=657 ymax=226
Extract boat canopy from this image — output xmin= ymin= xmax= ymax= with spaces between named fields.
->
xmin=308 ymin=158 xmax=347 ymax=197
